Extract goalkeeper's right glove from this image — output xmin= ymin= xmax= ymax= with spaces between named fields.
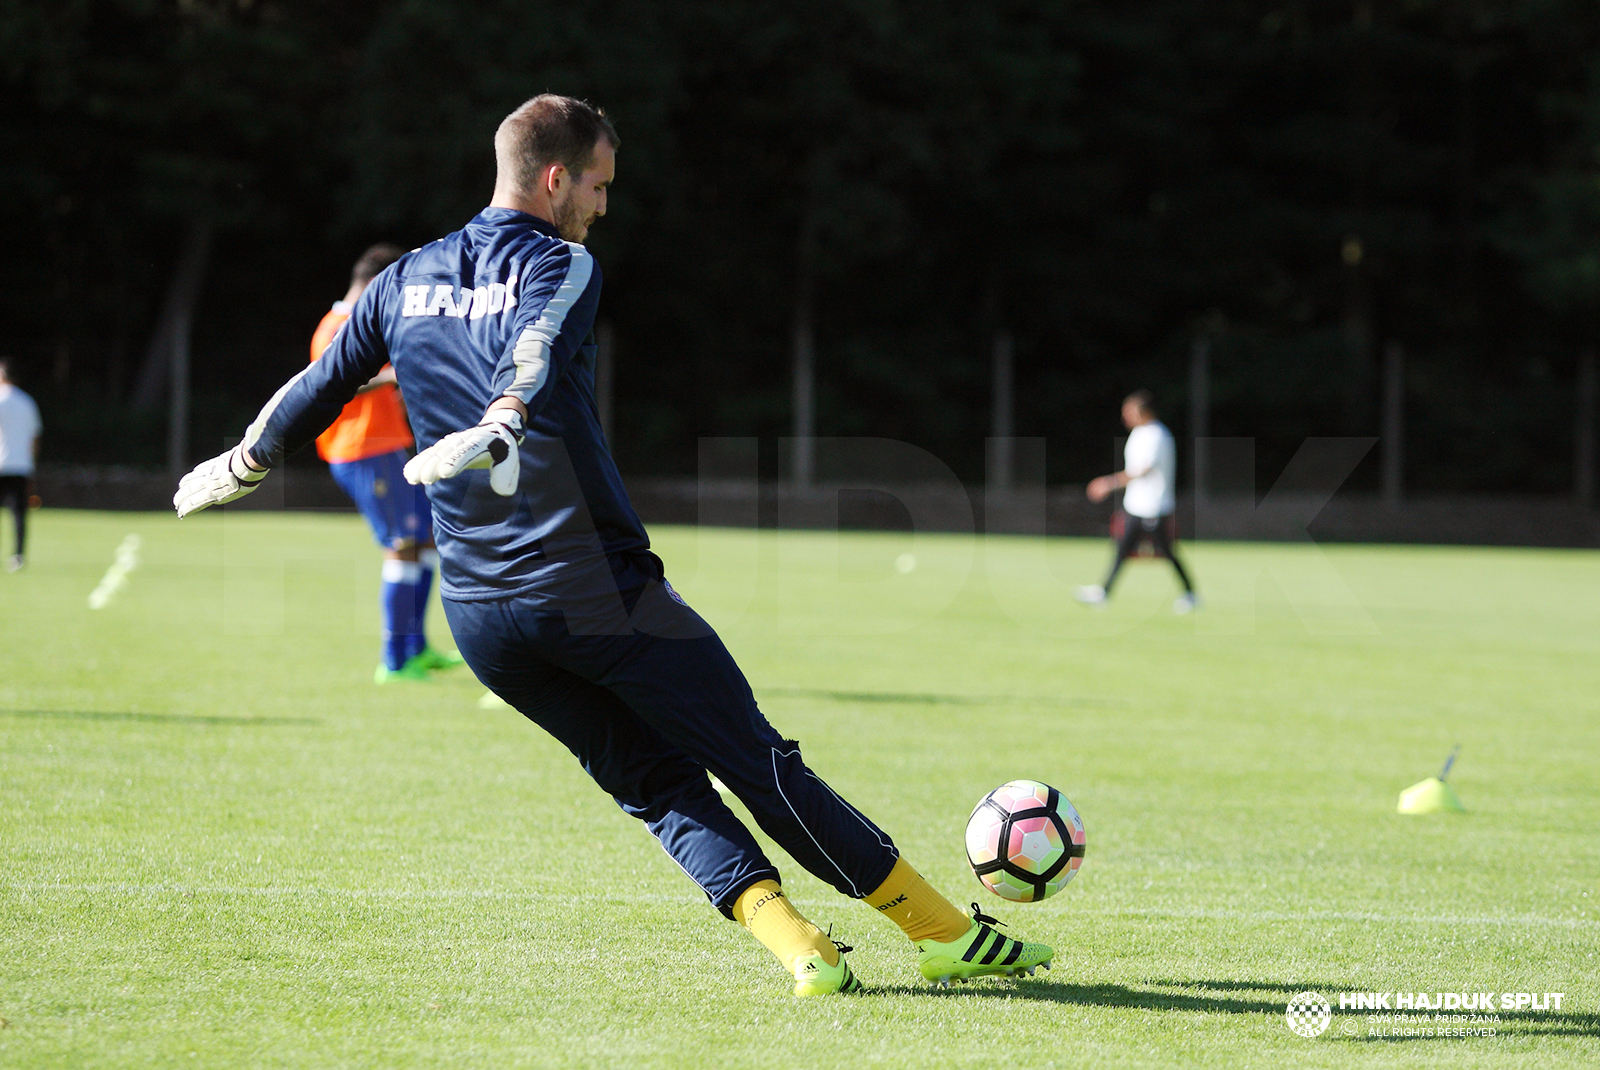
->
xmin=173 ymin=444 xmax=269 ymax=518
xmin=404 ymin=408 xmax=525 ymax=496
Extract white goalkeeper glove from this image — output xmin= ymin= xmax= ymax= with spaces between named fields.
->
xmin=173 ymin=444 xmax=270 ymax=518
xmin=404 ymin=408 xmax=524 ymax=496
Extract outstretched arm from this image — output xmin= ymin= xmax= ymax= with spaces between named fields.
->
xmin=174 ymin=277 xmax=394 ymax=517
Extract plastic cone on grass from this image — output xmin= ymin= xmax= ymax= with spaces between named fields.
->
xmin=1398 ymin=745 xmax=1465 ymax=814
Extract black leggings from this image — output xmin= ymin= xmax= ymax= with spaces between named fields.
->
xmin=0 ymin=476 xmax=26 ymax=558
xmin=1104 ymin=513 xmax=1192 ymax=594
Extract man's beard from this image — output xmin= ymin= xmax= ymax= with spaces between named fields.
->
xmin=554 ymin=196 xmax=591 ymax=242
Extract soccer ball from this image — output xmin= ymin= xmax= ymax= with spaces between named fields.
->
xmin=965 ymin=780 xmax=1086 ymax=902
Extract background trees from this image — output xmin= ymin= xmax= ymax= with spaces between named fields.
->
xmin=3 ymin=0 xmax=1598 ymax=493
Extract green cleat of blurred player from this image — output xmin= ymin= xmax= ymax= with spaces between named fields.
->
xmin=373 ymin=657 xmax=433 ymax=684
xmin=410 ymin=647 xmax=465 ymax=672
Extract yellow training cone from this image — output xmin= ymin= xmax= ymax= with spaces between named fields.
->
xmin=1397 ymin=777 xmax=1464 ymax=814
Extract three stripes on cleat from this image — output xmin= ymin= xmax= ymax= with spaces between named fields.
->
xmin=961 ymin=921 xmax=1026 ymax=968
xmin=915 ymin=904 xmax=1055 ymax=986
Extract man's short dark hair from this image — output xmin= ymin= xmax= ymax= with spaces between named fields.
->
xmin=1124 ymin=389 xmax=1156 ymax=415
xmin=352 ymin=243 xmax=405 ymax=287
xmin=495 ymin=94 xmax=619 ymax=197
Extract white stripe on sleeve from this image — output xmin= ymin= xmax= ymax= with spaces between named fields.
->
xmin=505 ymin=243 xmax=594 ymax=405
xmin=241 ymin=364 xmax=316 ymax=458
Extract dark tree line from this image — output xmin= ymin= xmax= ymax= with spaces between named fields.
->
xmin=3 ymin=0 xmax=1600 ymax=493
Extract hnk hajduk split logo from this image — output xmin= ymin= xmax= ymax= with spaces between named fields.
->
xmin=1286 ymin=989 xmax=1563 ymax=1039
xmin=1285 ymin=991 xmax=1333 ymax=1037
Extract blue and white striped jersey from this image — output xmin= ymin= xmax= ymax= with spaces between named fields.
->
xmin=245 ymin=207 xmax=649 ymax=601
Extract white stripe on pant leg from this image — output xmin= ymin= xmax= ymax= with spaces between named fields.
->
xmin=805 ymin=769 xmax=896 ymax=853
xmin=658 ymin=845 xmax=716 ymax=902
xmin=771 ymin=745 xmax=860 ymax=897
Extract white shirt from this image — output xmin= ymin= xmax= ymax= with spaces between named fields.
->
xmin=1122 ymin=420 xmax=1175 ymax=518
xmin=0 ymin=383 xmax=41 ymax=476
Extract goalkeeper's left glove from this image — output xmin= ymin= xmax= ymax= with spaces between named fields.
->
xmin=404 ymin=408 xmax=524 ymax=496
xmin=173 ymin=445 xmax=269 ymax=518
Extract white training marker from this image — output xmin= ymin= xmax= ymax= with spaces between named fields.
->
xmin=87 ymin=535 xmax=142 ymax=609
xmin=894 ymin=553 xmax=917 ymax=574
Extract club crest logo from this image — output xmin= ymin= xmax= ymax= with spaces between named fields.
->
xmin=1285 ymin=991 xmax=1332 ymax=1037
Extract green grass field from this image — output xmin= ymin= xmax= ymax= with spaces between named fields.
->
xmin=2 ymin=508 xmax=1597 ymax=1069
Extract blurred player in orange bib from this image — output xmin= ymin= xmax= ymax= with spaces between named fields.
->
xmin=313 ymin=244 xmax=464 ymax=682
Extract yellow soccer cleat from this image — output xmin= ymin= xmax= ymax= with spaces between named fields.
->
xmin=916 ymin=905 xmax=1053 ymax=987
xmin=792 ymin=941 xmax=864 ymax=997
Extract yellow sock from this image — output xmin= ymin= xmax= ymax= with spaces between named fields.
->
xmin=864 ymin=857 xmax=970 ymax=944
xmin=734 ymin=880 xmax=839 ymax=971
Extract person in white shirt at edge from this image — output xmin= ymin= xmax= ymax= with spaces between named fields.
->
xmin=0 ymin=357 xmax=42 ymax=572
xmin=1076 ymin=389 xmax=1198 ymax=613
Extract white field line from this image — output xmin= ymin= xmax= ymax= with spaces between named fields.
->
xmin=87 ymin=534 xmax=142 ymax=609
xmin=4 ymin=881 xmax=1596 ymax=931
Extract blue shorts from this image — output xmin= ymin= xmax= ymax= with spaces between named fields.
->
xmin=329 ymin=449 xmax=432 ymax=550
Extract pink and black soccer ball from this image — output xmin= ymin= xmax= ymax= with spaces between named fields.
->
xmin=965 ymin=780 xmax=1086 ymax=902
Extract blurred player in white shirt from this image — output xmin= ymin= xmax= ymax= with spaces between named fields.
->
xmin=0 ymin=357 xmax=41 ymax=572
xmin=1076 ymin=390 xmax=1197 ymax=612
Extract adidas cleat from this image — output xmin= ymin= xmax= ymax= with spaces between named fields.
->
xmin=793 ymin=940 xmax=863 ymax=997
xmin=916 ymin=904 xmax=1053 ymax=986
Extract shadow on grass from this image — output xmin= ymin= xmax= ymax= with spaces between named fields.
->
xmin=0 ymin=708 xmax=320 ymax=727
xmin=760 ymin=687 xmax=1127 ymax=708
xmin=868 ymin=978 xmax=1286 ymax=1014
xmin=1163 ymin=980 xmax=1600 ymax=1037
xmin=1148 ymin=978 xmax=1341 ymax=994
xmin=864 ymin=977 xmax=1600 ymax=1037
xmin=761 ymin=687 xmax=987 ymax=706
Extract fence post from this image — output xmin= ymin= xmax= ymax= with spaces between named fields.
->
xmin=1578 ymin=349 xmax=1596 ymax=509
xmin=1189 ymin=334 xmax=1210 ymax=507
xmin=988 ymin=329 xmax=1014 ymax=492
xmin=1382 ymin=341 xmax=1404 ymax=505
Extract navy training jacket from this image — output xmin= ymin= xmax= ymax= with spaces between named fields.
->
xmin=244 ymin=207 xmax=649 ymax=603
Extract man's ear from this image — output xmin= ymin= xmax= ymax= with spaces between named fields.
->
xmin=543 ymin=162 xmax=567 ymax=196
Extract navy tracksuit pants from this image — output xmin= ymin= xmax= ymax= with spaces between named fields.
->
xmin=444 ymin=552 xmax=900 ymax=917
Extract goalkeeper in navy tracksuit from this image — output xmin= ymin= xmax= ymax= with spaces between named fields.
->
xmin=175 ymin=94 xmax=1051 ymax=996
